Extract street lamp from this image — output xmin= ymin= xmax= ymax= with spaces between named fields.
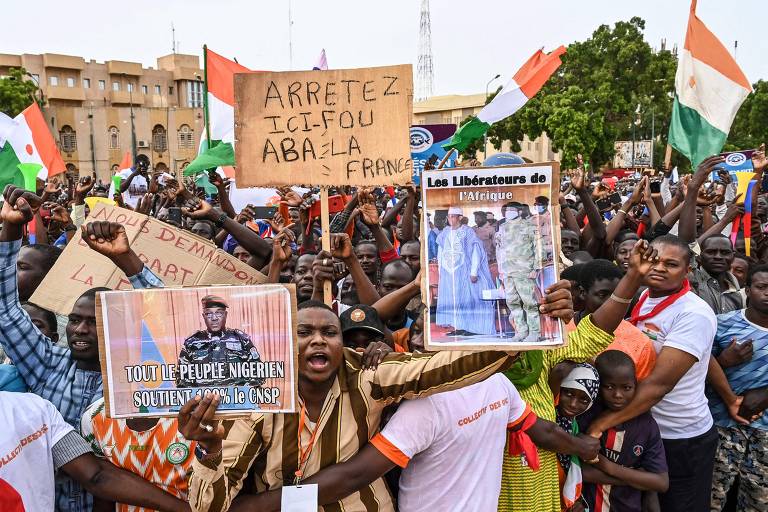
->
xmin=484 ymin=74 xmax=501 ymax=160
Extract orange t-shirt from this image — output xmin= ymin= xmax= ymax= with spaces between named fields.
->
xmin=566 ymin=319 xmax=656 ymax=380
xmin=81 ymin=398 xmax=195 ymax=511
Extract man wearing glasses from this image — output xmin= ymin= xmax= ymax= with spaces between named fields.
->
xmin=176 ymin=295 xmax=265 ymax=388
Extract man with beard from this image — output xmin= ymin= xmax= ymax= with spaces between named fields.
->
xmin=435 ymin=206 xmax=495 ymax=336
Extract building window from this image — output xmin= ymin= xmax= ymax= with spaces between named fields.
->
xmin=168 ymin=86 xmax=174 ymax=95
xmin=60 ymin=126 xmax=77 ymax=152
xmin=154 ymin=85 xmax=161 ymax=95
xmin=112 ymin=81 xmax=120 ymax=91
xmin=152 ymin=125 xmax=167 ymax=152
xmin=66 ymin=77 xmax=75 ymax=88
xmin=49 ymin=76 xmax=58 ymax=86
xmin=177 ymin=124 xmax=194 ymax=149
xmin=98 ymin=80 xmax=106 ymax=90
xmin=186 ymin=80 xmax=204 ymax=108
xmin=141 ymin=85 xmax=148 ymax=94
xmin=535 ymin=142 xmax=541 ymax=151
xmin=31 ymin=74 xmax=39 ymax=84
xmin=108 ymin=126 xmax=119 ymax=150
xmin=83 ymin=78 xmax=91 ymax=88
xmin=127 ymin=83 xmax=134 ymax=93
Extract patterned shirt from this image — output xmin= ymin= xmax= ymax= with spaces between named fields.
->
xmin=708 ymin=309 xmax=768 ymax=430
xmin=188 ymin=349 xmax=515 ymax=512
xmin=0 ymin=239 xmax=163 ymax=512
xmin=81 ymin=398 xmax=196 ymax=512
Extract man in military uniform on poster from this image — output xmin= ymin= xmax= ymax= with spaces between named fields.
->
xmin=176 ymin=295 xmax=265 ymax=388
xmin=496 ymin=201 xmax=546 ymax=343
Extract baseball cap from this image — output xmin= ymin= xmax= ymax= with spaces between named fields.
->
xmin=340 ymin=304 xmax=386 ymax=338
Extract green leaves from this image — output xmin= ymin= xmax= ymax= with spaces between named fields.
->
xmin=468 ymin=18 xmax=677 ymax=170
xmin=726 ymin=80 xmax=768 ymax=151
xmin=0 ymin=68 xmax=40 ymax=117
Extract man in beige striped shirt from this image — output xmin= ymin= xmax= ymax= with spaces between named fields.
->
xmin=179 ymin=282 xmax=576 ymax=512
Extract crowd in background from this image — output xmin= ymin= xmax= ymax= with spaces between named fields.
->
xmin=2 ymin=145 xmax=768 ymax=512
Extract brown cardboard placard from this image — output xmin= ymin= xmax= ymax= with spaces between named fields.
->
xmin=234 ymin=64 xmax=413 ymax=187
xmin=30 ymin=203 xmax=266 ymax=316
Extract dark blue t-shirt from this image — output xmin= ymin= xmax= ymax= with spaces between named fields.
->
xmin=578 ymin=402 xmax=668 ymax=512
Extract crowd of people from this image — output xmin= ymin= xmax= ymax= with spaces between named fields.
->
xmin=1 ymin=145 xmax=767 ymax=512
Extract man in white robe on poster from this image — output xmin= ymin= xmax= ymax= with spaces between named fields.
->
xmin=435 ymin=207 xmax=496 ymax=336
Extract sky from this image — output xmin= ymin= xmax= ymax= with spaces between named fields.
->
xmin=2 ymin=0 xmax=766 ymax=97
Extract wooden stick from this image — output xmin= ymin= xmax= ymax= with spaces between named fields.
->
xmin=664 ymin=144 xmax=673 ymax=170
xmin=437 ymin=148 xmax=455 ymax=169
xmin=320 ymin=187 xmax=332 ymax=305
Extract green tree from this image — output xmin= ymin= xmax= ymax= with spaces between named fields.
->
xmin=470 ymin=17 xmax=679 ymax=170
xmin=0 ymin=67 xmax=40 ymax=117
xmin=725 ymin=80 xmax=768 ymax=151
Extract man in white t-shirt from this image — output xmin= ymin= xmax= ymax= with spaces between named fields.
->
xmin=586 ymin=234 xmax=719 ymax=512
xmin=0 ymin=392 xmax=189 ymax=512
xmin=233 ymin=373 xmax=600 ymax=511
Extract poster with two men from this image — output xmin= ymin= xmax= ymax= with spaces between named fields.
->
xmin=422 ymin=162 xmax=564 ymax=350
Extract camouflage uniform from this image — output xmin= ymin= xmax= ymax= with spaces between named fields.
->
xmin=176 ymin=328 xmax=265 ymax=388
xmin=496 ymin=215 xmax=544 ymax=340
xmin=711 ymin=425 xmax=768 ymax=511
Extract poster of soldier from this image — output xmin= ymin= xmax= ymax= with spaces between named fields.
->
xmin=97 ymin=284 xmax=297 ymax=418
xmin=422 ymin=163 xmax=565 ymax=350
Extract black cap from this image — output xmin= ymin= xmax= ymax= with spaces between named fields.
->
xmin=340 ymin=304 xmax=386 ymax=338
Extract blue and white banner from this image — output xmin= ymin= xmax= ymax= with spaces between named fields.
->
xmin=411 ymin=124 xmax=457 ymax=185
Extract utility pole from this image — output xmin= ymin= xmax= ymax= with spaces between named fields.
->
xmin=124 ymin=73 xmax=137 ymax=163
xmin=88 ymin=102 xmax=96 ymax=176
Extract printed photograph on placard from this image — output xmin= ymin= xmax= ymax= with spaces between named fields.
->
xmin=422 ymin=163 xmax=564 ymax=350
xmin=98 ymin=284 xmax=297 ymax=418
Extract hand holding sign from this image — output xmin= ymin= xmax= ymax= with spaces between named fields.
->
xmin=178 ymin=394 xmax=224 ymax=453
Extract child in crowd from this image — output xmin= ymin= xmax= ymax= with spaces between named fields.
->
xmin=580 ymin=350 xmax=669 ymax=512
xmin=555 ymin=363 xmax=601 ymax=511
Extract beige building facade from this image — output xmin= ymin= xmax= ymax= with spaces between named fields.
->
xmin=0 ymin=52 xmax=205 ymax=182
xmin=413 ymin=93 xmax=560 ymax=163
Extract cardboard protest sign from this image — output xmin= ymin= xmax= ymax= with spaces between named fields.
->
xmin=234 ymin=64 xmax=413 ymax=187
xmin=410 ymin=124 xmax=457 ymax=185
xmin=421 ymin=163 xmax=564 ymax=351
xmin=96 ymin=284 xmax=297 ymax=418
xmin=30 ymin=203 xmax=266 ymax=316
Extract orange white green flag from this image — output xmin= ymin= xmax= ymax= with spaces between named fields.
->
xmin=668 ymin=0 xmax=752 ymax=167
xmin=0 ymin=102 xmax=66 ymax=188
xmin=443 ymin=46 xmax=566 ymax=152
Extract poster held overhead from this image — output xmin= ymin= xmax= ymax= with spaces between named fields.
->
xmin=422 ymin=162 xmax=564 ymax=351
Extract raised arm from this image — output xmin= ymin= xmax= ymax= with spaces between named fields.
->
xmin=184 ymin=199 xmax=273 ymax=269
xmin=605 ymin=178 xmax=644 ymax=246
xmin=697 ymin=201 xmax=743 ymax=245
xmin=571 ymin=155 xmax=606 ymax=248
xmin=372 ymin=270 xmax=419 ymax=320
xmin=0 ymin=185 xmax=59 ymax=391
xmin=398 ymin=184 xmax=418 ymax=242
xmin=358 ymin=190 xmax=395 ymax=254
xmin=331 ymin=233 xmax=380 ymax=306
xmin=678 ymin=155 xmax=725 ymax=243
